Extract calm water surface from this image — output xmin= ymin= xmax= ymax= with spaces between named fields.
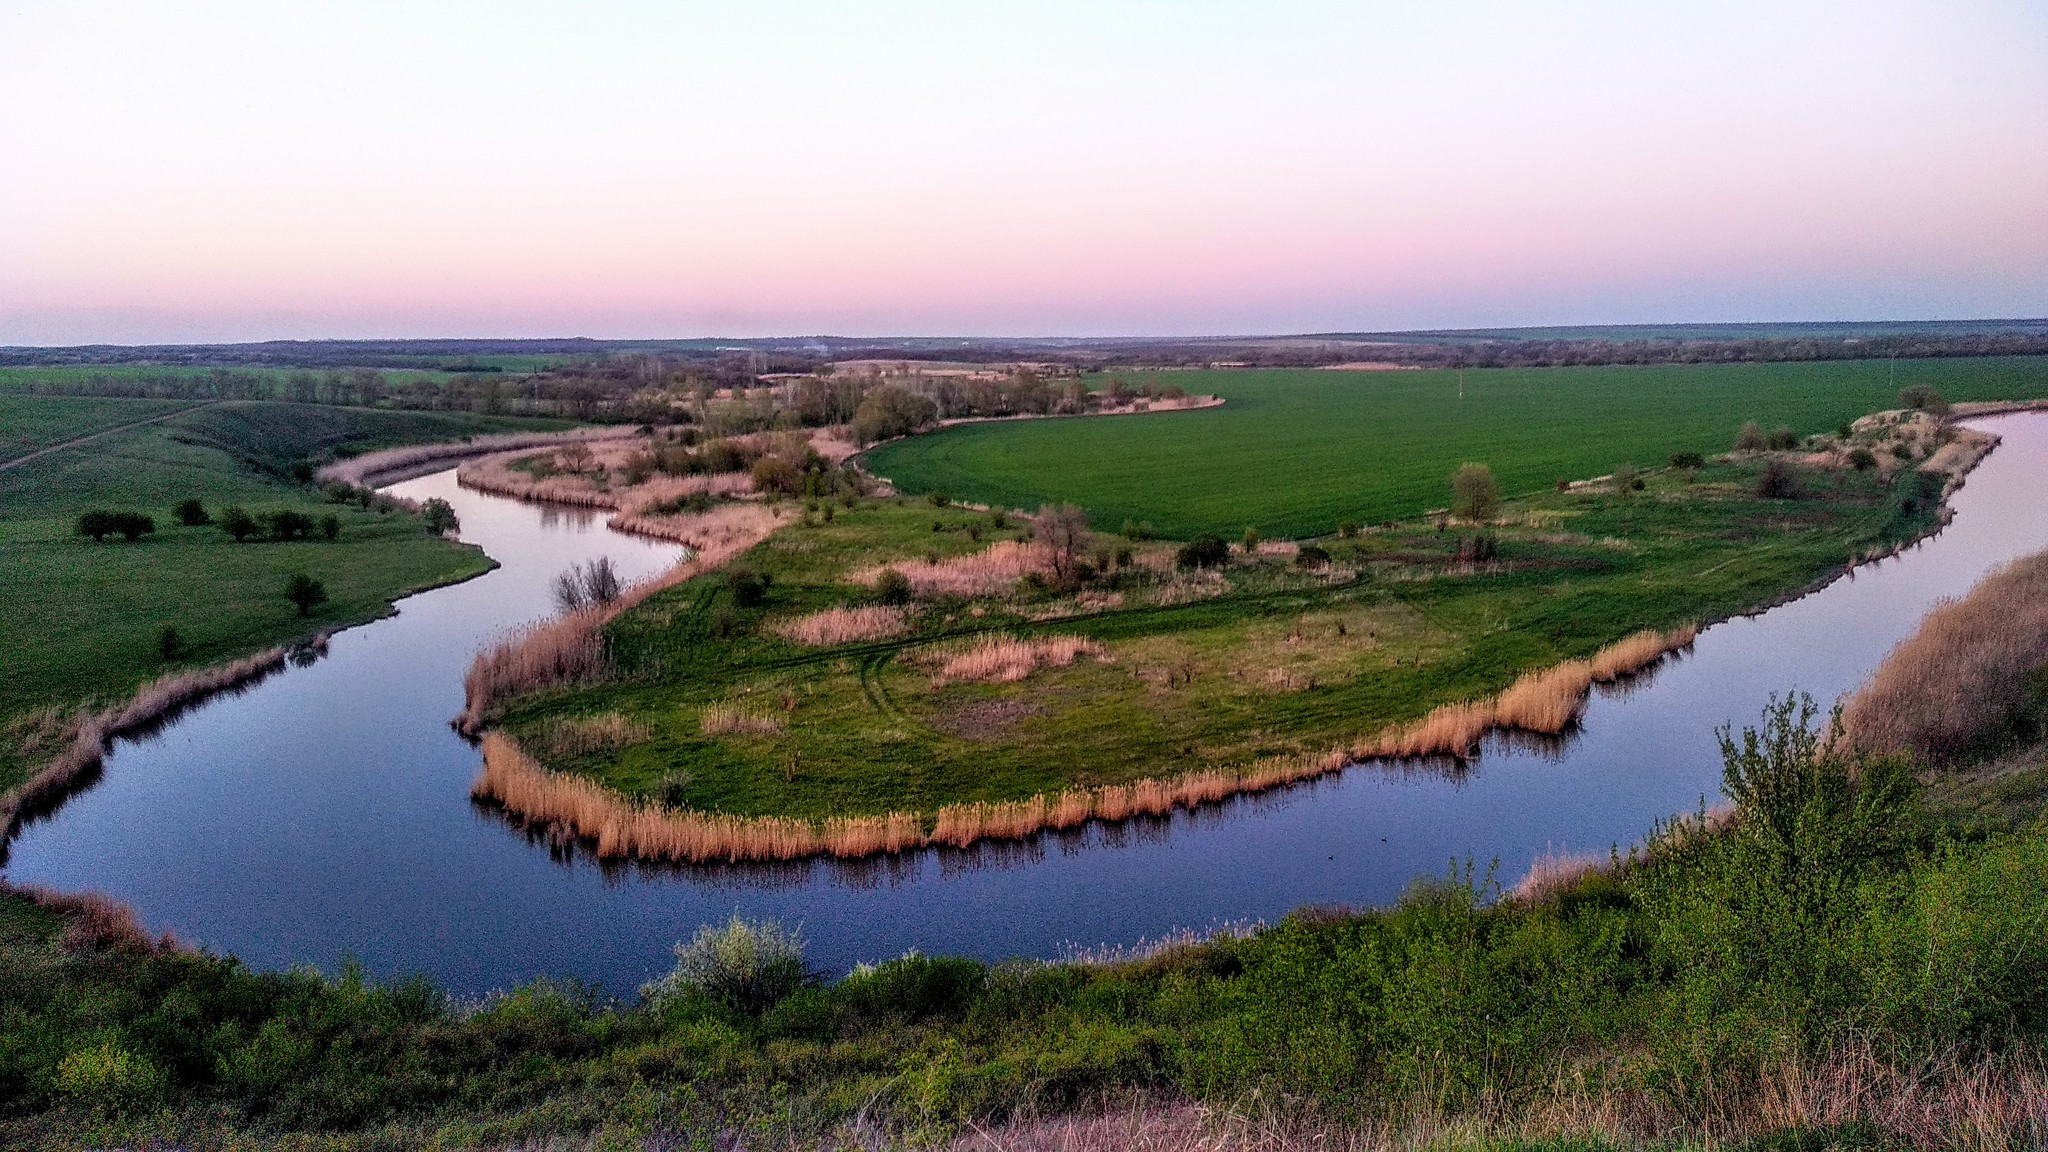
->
xmin=10 ymin=415 xmax=2048 ymax=997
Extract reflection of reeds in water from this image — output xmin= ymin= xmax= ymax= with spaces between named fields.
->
xmin=472 ymin=625 xmax=1698 ymax=865
xmin=2 ymin=644 xmax=308 ymax=835
xmin=1355 ymin=626 xmax=1698 ymax=761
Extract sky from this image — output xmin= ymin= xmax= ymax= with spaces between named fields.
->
xmin=2 ymin=1 xmax=2046 ymax=344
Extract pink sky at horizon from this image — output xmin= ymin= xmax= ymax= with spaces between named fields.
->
xmin=3 ymin=1 xmax=2045 ymax=345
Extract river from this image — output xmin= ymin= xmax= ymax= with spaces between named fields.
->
xmin=8 ymin=413 xmax=2048 ymax=998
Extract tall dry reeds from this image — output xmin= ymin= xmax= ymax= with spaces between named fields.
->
xmin=1841 ymin=549 xmax=2048 ymax=761
xmin=1 ymin=645 xmax=301 ymax=835
xmin=775 ymin=605 xmax=908 ymax=647
xmin=540 ymin=712 xmax=649 ymax=758
xmin=318 ymin=428 xmax=633 ymax=488
xmin=701 ymin=703 xmax=786 ymax=737
xmin=922 ymin=634 xmax=1104 ymax=685
xmin=1357 ymin=626 xmax=1698 ymax=760
xmin=852 ymin=539 xmax=1054 ymax=599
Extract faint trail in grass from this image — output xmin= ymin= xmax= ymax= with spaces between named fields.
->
xmin=0 ymin=401 xmax=217 ymax=472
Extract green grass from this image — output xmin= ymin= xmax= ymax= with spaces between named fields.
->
xmin=0 ymin=397 xmax=573 ymax=794
xmin=506 ymin=457 xmax=1937 ymax=823
xmin=863 ymin=358 xmax=2048 ymax=539
xmin=0 ymin=395 xmax=195 ymax=464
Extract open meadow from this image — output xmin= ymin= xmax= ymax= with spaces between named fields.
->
xmin=863 ymin=357 xmax=2048 ymax=538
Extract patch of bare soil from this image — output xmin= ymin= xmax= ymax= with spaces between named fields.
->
xmin=929 ymin=697 xmax=1046 ymax=741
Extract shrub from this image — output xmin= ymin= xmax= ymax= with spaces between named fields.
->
xmin=1241 ymin=526 xmax=1261 ymax=551
xmin=219 ymin=505 xmax=259 ymax=542
xmin=751 ymin=455 xmax=802 ymax=496
xmin=851 ymin=385 xmax=939 ymax=445
xmin=267 ymin=509 xmax=316 ymax=541
xmin=1450 ymin=463 xmax=1500 ymax=521
xmin=1847 ymin=447 xmax=1878 ymax=471
xmin=1120 ymin=518 xmax=1155 ymax=541
xmin=1892 ymin=442 xmax=1914 ymax=461
xmin=726 ymin=566 xmax=771 ymax=608
xmin=1669 ymin=452 xmax=1705 ymax=470
xmin=643 ymin=915 xmax=808 ymax=1014
xmin=1899 ymin=385 xmax=1949 ymax=415
xmin=114 ymin=511 xmax=155 ymax=540
xmin=1295 ymin=544 xmax=1331 ymax=568
xmin=1735 ymin=420 xmax=1766 ymax=451
xmin=1756 ymin=459 xmax=1803 ymax=500
xmin=1177 ymin=535 xmax=1229 ymax=570
xmin=552 ymin=557 xmax=624 ymax=613
xmin=156 ymin=624 xmax=185 ymax=661
xmin=1767 ymin=425 xmax=1801 ymax=451
xmin=75 ymin=509 xmax=117 ymax=542
xmin=172 ymin=498 xmax=211 ymax=526
xmin=319 ymin=513 xmax=341 ymax=540
xmin=283 ymin=573 xmax=328 ymax=616
xmin=839 ymin=953 xmax=986 ymax=1024
xmin=1336 ymin=520 xmax=1360 ymax=538
xmin=874 ymin=568 xmax=913 ymax=606
xmin=927 ymin=490 xmax=949 ymax=508
xmin=421 ymin=497 xmax=460 ymax=535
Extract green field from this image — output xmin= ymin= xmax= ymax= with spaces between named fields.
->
xmin=863 ymin=358 xmax=2048 ymax=539
xmin=0 ymin=397 xmax=571 ymax=795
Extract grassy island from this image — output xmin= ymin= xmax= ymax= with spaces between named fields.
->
xmin=470 ymin=361 xmax=2035 ymax=858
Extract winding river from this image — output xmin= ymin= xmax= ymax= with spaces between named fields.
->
xmin=8 ymin=413 xmax=2048 ymax=998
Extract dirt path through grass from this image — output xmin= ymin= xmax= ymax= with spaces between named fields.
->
xmin=0 ymin=400 xmax=218 ymax=473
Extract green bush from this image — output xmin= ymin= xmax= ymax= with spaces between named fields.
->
xmin=874 ymin=568 xmax=913 ymax=606
xmin=643 ymin=915 xmax=809 ymax=1014
xmin=283 ymin=573 xmax=328 ymax=616
xmin=267 ymin=509 xmax=316 ymax=541
xmin=726 ymin=566 xmax=771 ymax=608
xmin=1176 ymin=535 xmax=1229 ymax=570
xmin=218 ymin=505 xmax=259 ymax=541
xmin=172 ymin=498 xmax=211 ymax=526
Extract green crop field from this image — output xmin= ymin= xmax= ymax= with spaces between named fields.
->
xmin=863 ymin=357 xmax=2048 ymax=539
xmin=0 ymin=397 xmax=572 ymax=795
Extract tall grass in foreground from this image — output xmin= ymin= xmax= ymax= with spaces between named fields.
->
xmin=470 ymin=626 xmax=1696 ymax=862
xmin=1843 ymin=548 xmax=2048 ymax=761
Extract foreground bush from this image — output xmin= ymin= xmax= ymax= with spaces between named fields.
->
xmin=642 ymin=914 xmax=808 ymax=1014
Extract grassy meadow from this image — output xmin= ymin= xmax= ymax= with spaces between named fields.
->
xmin=502 ymin=450 xmax=1939 ymax=826
xmin=863 ymin=357 xmax=2048 ymax=538
xmin=0 ymin=396 xmax=571 ymax=797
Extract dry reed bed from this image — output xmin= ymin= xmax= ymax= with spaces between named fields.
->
xmin=539 ymin=712 xmax=649 ymax=758
xmin=468 ymin=626 xmax=1697 ymax=863
xmin=921 ymin=634 xmax=1106 ymax=685
xmin=775 ymin=605 xmax=909 ymax=647
xmin=852 ymin=539 xmax=1055 ymax=599
xmin=316 ymin=428 xmax=633 ymax=488
xmin=1 ymin=645 xmax=305 ymax=835
xmin=1841 ymin=549 xmax=2048 ymax=762
xmin=947 ymin=1043 xmax=2048 ymax=1151
xmin=456 ymin=502 xmax=790 ymax=733
xmin=700 ymin=702 xmax=787 ymax=737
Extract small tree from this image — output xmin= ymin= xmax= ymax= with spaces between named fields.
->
xmin=874 ymin=568 xmax=913 ymax=606
xmin=1756 ymin=459 xmax=1803 ymax=500
xmin=319 ymin=514 xmax=341 ymax=540
xmin=1735 ymin=421 xmax=1766 ymax=451
xmin=726 ymin=565 xmax=771 ymax=608
xmin=283 ymin=573 xmax=328 ymax=617
xmin=75 ymin=510 xmax=117 ymax=542
xmin=1176 ymin=535 xmax=1230 ymax=570
xmin=266 ymin=509 xmax=315 ymax=541
xmin=1450 ymin=463 xmax=1500 ymax=522
xmin=219 ymin=506 xmax=258 ymax=542
xmin=1032 ymin=503 xmax=1091 ymax=585
xmin=1899 ymin=385 xmax=1949 ymax=416
xmin=1767 ymin=425 xmax=1800 ymax=451
xmin=110 ymin=512 xmax=155 ymax=541
xmin=172 ymin=499 xmax=211 ymax=527
xmin=1241 ymin=526 xmax=1261 ymax=552
xmin=1336 ymin=520 xmax=1360 ymax=539
xmin=421 ymin=498 xmax=460 ymax=536
xmin=156 ymin=624 xmax=185 ymax=661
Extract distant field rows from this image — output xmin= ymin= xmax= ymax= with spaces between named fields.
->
xmin=862 ymin=357 xmax=2048 ymax=539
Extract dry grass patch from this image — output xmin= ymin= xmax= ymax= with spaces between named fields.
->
xmin=540 ymin=712 xmax=649 ymax=758
xmin=775 ymin=605 xmax=908 ymax=647
xmin=919 ymin=634 xmax=1105 ymax=686
xmin=1842 ymin=549 xmax=2048 ymax=761
xmin=701 ymin=701 xmax=787 ymax=737
xmin=851 ymin=539 xmax=1053 ymax=599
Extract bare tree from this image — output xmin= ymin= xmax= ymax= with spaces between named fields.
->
xmin=1032 ymin=503 xmax=1092 ymax=585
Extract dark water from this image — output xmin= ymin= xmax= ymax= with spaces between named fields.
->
xmin=9 ymin=415 xmax=2048 ymax=998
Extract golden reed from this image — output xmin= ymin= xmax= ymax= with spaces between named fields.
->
xmin=471 ymin=625 xmax=1696 ymax=863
